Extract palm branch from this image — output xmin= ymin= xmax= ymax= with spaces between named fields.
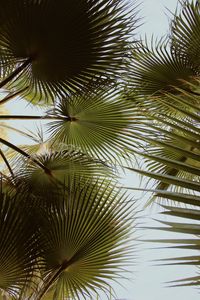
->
xmin=124 ymin=1 xmax=200 ymax=284
xmin=0 ymin=176 xmax=135 ymax=300
xmin=126 ymin=86 xmax=200 ymax=200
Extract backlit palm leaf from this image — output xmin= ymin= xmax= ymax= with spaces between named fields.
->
xmin=127 ymin=86 xmax=200 ymax=196
xmin=171 ymin=0 xmax=200 ymax=72
xmin=33 ymin=178 xmax=134 ymax=300
xmin=47 ymin=88 xmax=137 ymax=161
xmin=0 ymin=0 xmax=134 ymax=103
xmin=11 ymin=147 xmax=111 ymax=205
xmin=125 ymin=39 xmax=198 ymax=98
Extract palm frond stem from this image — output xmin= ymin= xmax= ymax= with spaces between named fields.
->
xmin=0 ymin=58 xmax=31 ymax=89
xmin=0 ymin=148 xmax=14 ymax=177
xmin=0 ymin=137 xmax=51 ymax=174
xmin=0 ymin=115 xmax=70 ymax=120
xmin=0 ymin=87 xmax=29 ymax=105
xmin=32 ymin=261 xmax=73 ymax=300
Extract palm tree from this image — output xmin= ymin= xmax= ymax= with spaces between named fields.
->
xmin=2 ymin=0 xmax=200 ymax=299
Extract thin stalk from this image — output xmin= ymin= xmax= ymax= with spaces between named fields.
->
xmin=184 ymin=88 xmax=200 ymax=96
xmin=32 ymin=261 xmax=71 ymax=300
xmin=0 ymin=86 xmax=29 ymax=105
xmin=0 ymin=149 xmax=14 ymax=177
xmin=0 ymin=58 xmax=31 ymax=89
xmin=0 ymin=123 xmax=38 ymax=140
xmin=0 ymin=115 xmax=69 ymax=120
xmin=0 ymin=137 xmax=51 ymax=174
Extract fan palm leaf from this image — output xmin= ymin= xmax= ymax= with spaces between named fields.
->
xmin=10 ymin=147 xmax=111 ymax=206
xmin=126 ymin=85 xmax=200 ymax=197
xmin=0 ymin=0 xmax=135 ymax=103
xmin=125 ymin=39 xmax=198 ymax=98
xmin=47 ymin=87 xmax=138 ymax=162
xmin=32 ymin=178 xmax=134 ymax=300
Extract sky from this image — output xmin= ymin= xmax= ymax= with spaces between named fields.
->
xmin=1 ymin=1 xmax=200 ymax=300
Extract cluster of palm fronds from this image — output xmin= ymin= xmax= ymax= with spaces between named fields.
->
xmin=0 ymin=0 xmax=200 ymax=299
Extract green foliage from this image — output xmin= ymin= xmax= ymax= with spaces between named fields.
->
xmin=47 ymin=88 xmax=137 ymax=161
xmin=0 ymin=0 xmax=134 ymax=102
xmin=1 ymin=0 xmax=200 ymax=298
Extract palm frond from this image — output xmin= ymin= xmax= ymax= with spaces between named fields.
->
xmin=127 ymin=87 xmax=200 ymax=196
xmin=11 ymin=147 xmax=111 ymax=205
xmin=125 ymin=38 xmax=197 ymax=98
xmin=0 ymin=0 xmax=136 ymax=102
xmin=33 ymin=178 xmax=135 ymax=300
xmin=47 ymin=87 xmax=138 ymax=162
xmin=171 ymin=0 xmax=200 ymax=72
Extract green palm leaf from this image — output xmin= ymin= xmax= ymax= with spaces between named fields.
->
xmin=32 ymin=178 xmax=134 ymax=300
xmin=171 ymin=0 xmax=200 ymax=72
xmin=126 ymin=86 xmax=200 ymax=196
xmin=12 ymin=147 xmax=111 ymax=204
xmin=0 ymin=0 xmax=135 ymax=102
xmin=47 ymin=88 xmax=137 ymax=161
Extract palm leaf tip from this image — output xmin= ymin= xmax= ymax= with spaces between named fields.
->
xmin=0 ymin=0 xmax=135 ymax=102
xmin=151 ymin=193 xmax=200 ymax=286
xmin=171 ymin=0 xmax=200 ymax=71
xmin=37 ymin=180 xmax=135 ymax=299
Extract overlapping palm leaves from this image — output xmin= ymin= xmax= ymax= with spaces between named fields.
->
xmin=171 ymin=0 xmax=200 ymax=72
xmin=0 ymin=188 xmax=39 ymax=298
xmin=133 ymin=87 xmax=200 ymax=284
xmin=126 ymin=86 xmax=200 ymax=193
xmin=12 ymin=147 xmax=112 ymax=205
xmin=124 ymin=0 xmax=200 ymax=286
xmin=0 ymin=176 xmax=134 ymax=300
xmin=33 ymin=179 xmax=134 ymax=300
xmin=126 ymin=39 xmax=198 ymax=97
xmin=2 ymin=0 xmax=200 ymax=297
